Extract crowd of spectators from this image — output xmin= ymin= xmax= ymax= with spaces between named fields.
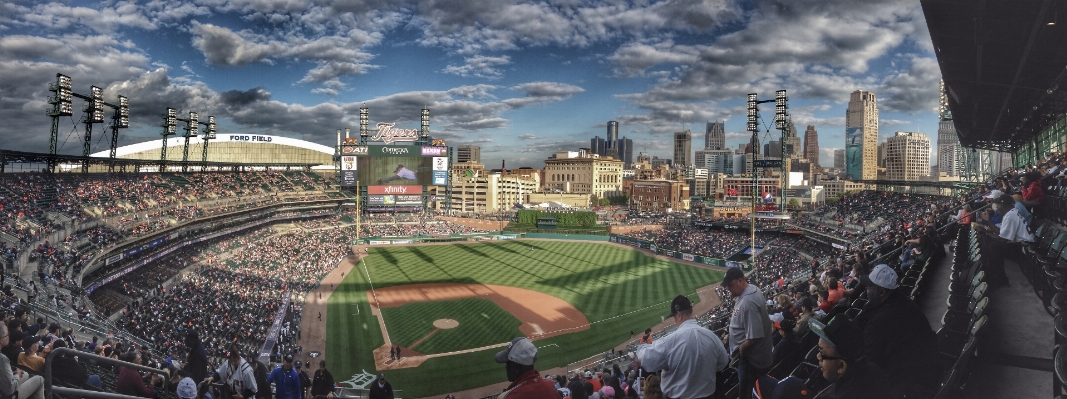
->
xmin=117 ymin=226 xmax=351 ymax=367
xmin=363 ymin=220 xmax=488 ymax=237
xmin=621 ymin=229 xmax=770 ymax=260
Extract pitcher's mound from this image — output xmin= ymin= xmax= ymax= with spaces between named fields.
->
xmin=433 ymin=319 xmax=460 ymax=329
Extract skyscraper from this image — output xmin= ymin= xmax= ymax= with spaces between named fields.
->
xmin=617 ymin=137 xmax=634 ymax=167
xmin=803 ymin=125 xmax=820 ymax=168
xmin=937 ymin=80 xmax=960 ymax=176
xmin=782 ymin=122 xmax=801 ymax=158
xmin=705 ymin=121 xmax=725 ymax=150
xmin=885 ymin=132 xmax=931 ymax=181
xmin=607 ymin=120 xmax=620 ymax=158
xmin=674 ymin=130 xmax=692 ymax=168
xmin=591 ymin=136 xmax=608 ymax=156
xmin=845 ymin=90 xmax=879 ymax=180
xmin=764 ymin=140 xmax=782 ymax=158
xmin=457 ymin=145 xmax=481 ymax=163
xmin=834 ymin=149 xmax=845 ymax=169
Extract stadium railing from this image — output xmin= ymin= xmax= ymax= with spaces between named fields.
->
xmin=44 ymin=347 xmax=167 ymax=399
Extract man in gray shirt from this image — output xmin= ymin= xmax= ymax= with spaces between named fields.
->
xmin=636 ymin=295 xmax=729 ymax=399
xmin=722 ymin=267 xmax=772 ymax=399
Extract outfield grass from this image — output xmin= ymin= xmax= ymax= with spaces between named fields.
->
xmin=327 ymin=240 xmax=722 ymax=397
xmin=380 ymin=298 xmax=524 ymax=354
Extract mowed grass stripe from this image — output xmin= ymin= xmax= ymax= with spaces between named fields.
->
xmin=383 ymin=298 xmax=525 ymax=355
xmin=330 ymin=241 xmax=723 ymax=397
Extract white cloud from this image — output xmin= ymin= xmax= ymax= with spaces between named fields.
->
xmin=442 ymin=55 xmax=511 ymax=78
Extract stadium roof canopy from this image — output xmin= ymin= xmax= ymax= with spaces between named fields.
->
xmin=923 ymin=0 xmax=1067 ymax=152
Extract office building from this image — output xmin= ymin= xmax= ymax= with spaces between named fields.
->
xmin=457 ymin=145 xmax=481 ymax=163
xmin=543 ymin=150 xmax=624 ymax=198
xmin=782 ymin=122 xmax=801 ymax=158
xmin=803 ymin=125 xmax=819 ymax=168
xmin=764 ymin=140 xmax=782 ymax=158
xmin=674 ymin=130 xmax=692 ymax=168
xmin=885 ymin=132 xmax=931 ymax=181
xmin=845 ymin=90 xmax=879 ymax=180
xmin=705 ymin=121 xmax=725 ymax=150
xmin=834 ymin=149 xmax=845 ymax=169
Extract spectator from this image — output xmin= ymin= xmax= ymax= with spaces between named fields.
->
xmin=246 ymin=353 xmax=272 ymax=399
xmin=184 ymin=330 xmax=209 ymax=383
xmin=722 ymin=267 xmax=773 ymax=399
xmin=311 ymin=360 xmax=335 ymax=399
xmin=857 ymin=264 xmax=939 ymax=395
xmin=635 ymin=295 xmax=729 ymax=399
xmin=176 ymin=376 xmax=198 ymax=399
xmin=268 ymin=355 xmax=301 ymax=399
xmin=974 ymin=194 xmax=1034 ymax=289
xmin=1 ymin=330 xmax=22 ymax=366
xmin=205 ymin=345 xmax=258 ymax=399
xmin=567 ymin=376 xmax=589 ymax=399
xmin=0 ymin=324 xmax=44 ymax=399
xmin=809 ymin=316 xmax=893 ymax=399
xmin=50 ymin=340 xmax=102 ymax=389
xmin=642 ymin=375 xmax=663 ymax=399
xmin=493 ymin=337 xmax=557 ymax=398
xmin=116 ymin=351 xmax=160 ymax=398
xmin=17 ymin=338 xmax=45 ymax=373
xmin=295 ymin=361 xmax=311 ymax=399
xmin=639 ymin=328 xmax=653 ymax=345
xmin=367 ymin=374 xmax=394 ymax=399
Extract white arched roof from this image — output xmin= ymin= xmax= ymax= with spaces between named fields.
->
xmin=90 ymin=134 xmax=334 ymax=158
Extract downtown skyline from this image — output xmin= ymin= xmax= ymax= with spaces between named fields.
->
xmin=0 ymin=0 xmax=942 ymax=169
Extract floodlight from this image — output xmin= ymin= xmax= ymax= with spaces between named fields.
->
xmin=188 ymin=112 xmax=198 ymax=137
xmin=206 ymin=116 xmax=217 ymax=139
xmin=163 ymin=107 xmax=177 ymax=136
xmin=57 ymin=74 xmax=72 ymax=89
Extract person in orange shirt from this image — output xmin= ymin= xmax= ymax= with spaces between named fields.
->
xmin=639 ymin=328 xmax=653 ymax=345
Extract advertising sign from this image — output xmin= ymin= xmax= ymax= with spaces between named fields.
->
xmin=433 ymin=171 xmax=448 ymax=185
xmin=432 ymin=156 xmax=449 ymax=171
xmin=368 ymin=185 xmax=423 ymax=195
xmin=845 ymin=127 xmax=863 ymax=179
xmin=341 ymin=156 xmax=357 ymax=187
xmin=422 ymin=147 xmax=447 ymax=156
xmin=359 ymin=146 xmax=435 ymax=185
xmin=341 ymin=145 xmax=368 ymax=155
xmin=368 ymin=195 xmax=422 ymax=206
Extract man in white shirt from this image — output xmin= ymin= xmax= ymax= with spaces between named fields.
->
xmin=636 ymin=295 xmax=729 ymax=399
xmin=976 ymin=194 xmax=1033 ymax=289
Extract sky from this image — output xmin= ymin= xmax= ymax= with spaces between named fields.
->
xmin=0 ymin=0 xmax=944 ymax=169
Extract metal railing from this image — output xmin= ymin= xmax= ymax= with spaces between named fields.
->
xmin=44 ymin=347 xmax=167 ymax=399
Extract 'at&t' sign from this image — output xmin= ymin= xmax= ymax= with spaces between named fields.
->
xmin=229 ymin=135 xmax=273 ymax=142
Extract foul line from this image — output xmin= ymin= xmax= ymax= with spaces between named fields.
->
xmin=360 ymin=253 xmax=388 ymax=342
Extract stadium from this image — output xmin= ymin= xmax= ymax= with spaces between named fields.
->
xmin=0 ymin=2 xmax=1061 ymax=399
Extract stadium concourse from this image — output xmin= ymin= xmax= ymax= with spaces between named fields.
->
xmin=1 ymin=167 xmax=1042 ymax=399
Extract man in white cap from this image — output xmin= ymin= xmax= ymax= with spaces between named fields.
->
xmin=177 ymin=375 xmax=199 ymax=399
xmin=857 ymin=264 xmax=939 ymax=397
xmin=635 ymin=294 xmax=729 ymax=399
xmin=494 ymin=337 xmax=557 ymax=398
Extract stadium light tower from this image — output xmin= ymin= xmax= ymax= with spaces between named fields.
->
xmin=161 ymin=108 xmax=177 ymax=170
xmin=420 ymin=107 xmax=430 ymax=144
xmin=181 ymin=111 xmax=199 ymax=171
xmin=47 ymin=74 xmax=74 ymax=157
xmin=359 ymin=105 xmax=369 ymax=145
xmin=78 ymin=85 xmax=105 ymax=172
xmin=107 ymin=95 xmax=130 ymax=173
xmin=201 ymin=116 xmax=216 ymax=164
xmin=775 ymin=89 xmax=789 ymax=211
xmin=747 ymin=93 xmax=760 ymax=272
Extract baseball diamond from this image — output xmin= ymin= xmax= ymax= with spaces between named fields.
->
xmin=322 ymin=239 xmax=724 ymax=397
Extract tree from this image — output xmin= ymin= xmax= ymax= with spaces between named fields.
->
xmin=788 ymin=198 xmax=800 ymax=208
xmin=599 ymin=198 xmax=611 ymax=206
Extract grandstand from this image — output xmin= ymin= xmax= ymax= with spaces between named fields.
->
xmin=0 ymin=2 xmax=1062 ymax=399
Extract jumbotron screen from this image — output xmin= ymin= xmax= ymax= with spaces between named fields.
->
xmin=349 ymin=145 xmax=449 ymax=187
xmin=358 ymin=156 xmax=434 ymax=186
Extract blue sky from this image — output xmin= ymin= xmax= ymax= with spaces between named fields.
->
xmin=0 ymin=0 xmax=942 ymax=168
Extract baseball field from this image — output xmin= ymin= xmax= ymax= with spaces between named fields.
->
xmin=325 ymin=240 xmax=723 ymax=397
